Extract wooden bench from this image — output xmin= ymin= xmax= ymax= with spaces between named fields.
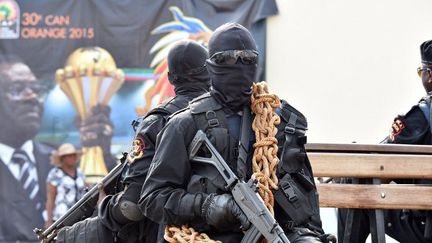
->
xmin=305 ymin=143 xmax=432 ymax=243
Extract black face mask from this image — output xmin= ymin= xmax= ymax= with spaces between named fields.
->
xmin=207 ymin=59 xmax=256 ymax=112
xmin=206 ymin=23 xmax=259 ymax=112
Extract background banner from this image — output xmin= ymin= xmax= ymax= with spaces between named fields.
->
xmin=0 ymin=1 xmax=277 ymax=241
xmin=0 ymin=0 xmax=278 ymax=151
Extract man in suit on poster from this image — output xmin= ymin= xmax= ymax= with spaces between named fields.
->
xmin=0 ymin=54 xmax=117 ymax=242
xmin=0 ymin=54 xmax=54 ymax=242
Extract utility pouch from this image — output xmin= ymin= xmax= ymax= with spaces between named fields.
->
xmin=292 ymin=170 xmax=315 ymax=192
xmin=278 ymin=101 xmax=308 ymax=174
xmin=274 ymin=173 xmax=314 ymax=226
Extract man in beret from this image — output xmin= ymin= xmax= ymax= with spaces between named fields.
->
xmin=386 ymin=40 xmax=432 ymax=145
xmin=338 ymin=40 xmax=432 ymax=243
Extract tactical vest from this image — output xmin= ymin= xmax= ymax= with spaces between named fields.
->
xmin=188 ymin=94 xmax=322 ymax=231
xmin=186 ymin=93 xmax=239 ymax=195
xmin=275 ymin=100 xmax=321 ymax=231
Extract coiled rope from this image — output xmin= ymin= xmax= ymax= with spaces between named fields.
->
xmin=164 ymin=225 xmax=220 ymax=243
xmin=251 ymin=82 xmax=281 ymax=214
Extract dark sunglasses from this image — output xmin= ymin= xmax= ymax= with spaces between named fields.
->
xmin=210 ymin=50 xmax=259 ymax=65
xmin=4 ymin=81 xmax=47 ymax=98
xmin=417 ymin=67 xmax=432 ymax=77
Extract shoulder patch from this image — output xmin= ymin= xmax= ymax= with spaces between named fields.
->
xmin=389 ymin=118 xmax=406 ymax=142
xmin=127 ymin=138 xmax=145 ymax=163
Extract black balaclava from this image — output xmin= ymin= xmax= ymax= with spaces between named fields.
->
xmin=167 ymin=40 xmax=211 ymax=95
xmin=207 ymin=23 xmax=258 ymax=112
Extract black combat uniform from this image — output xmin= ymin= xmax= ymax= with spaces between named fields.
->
xmin=385 ymin=94 xmax=432 ymax=242
xmin=56 ymin=40 xmax=210 ymax=243
xmin=140 ymin=23 xmax=331 ymax=243
xmin=338 ymin=40 xmax=432 ymax=243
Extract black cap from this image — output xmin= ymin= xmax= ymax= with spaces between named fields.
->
xmin=420 ymin=40 xmax=432 ymax=65
xmin=208 ymin=23 xmax=257 ymax=57
xmin=168 ymin=40 xmax=208 ymax=79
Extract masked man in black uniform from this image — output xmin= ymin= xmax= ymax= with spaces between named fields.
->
xmin=338 ymin=40 xmax=432 ymax=243
xmin=140 ymin=23 xmax=334 ymax=243
xmin=56 ymin=40 xmax=211 ymax=243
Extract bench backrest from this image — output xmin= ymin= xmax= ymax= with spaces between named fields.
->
xmin=305 ymin=143 xmax=432 ymax=210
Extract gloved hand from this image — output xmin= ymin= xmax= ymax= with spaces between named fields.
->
xmin=201 ymin=193 xmax=250 ymax=231
xmin=77 ymin=104 xmax=114 ymax=150
xmin=76 ymin=104 xmax=117 ymax=169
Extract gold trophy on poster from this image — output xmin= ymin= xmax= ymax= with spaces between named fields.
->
xmin=55 ymin=47 xmax=124 ymax=183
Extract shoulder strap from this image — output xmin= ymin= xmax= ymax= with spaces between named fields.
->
xmin=236 ymin=106 xmax=252 ymax=180
xmin=189 ymin=93 xmax=226 ymax=131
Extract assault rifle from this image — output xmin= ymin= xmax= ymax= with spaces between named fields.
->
xmin=189 ymin=130 xmax=290 ymax=243
xmin=34 ymin=153 xmax=127 ymax=242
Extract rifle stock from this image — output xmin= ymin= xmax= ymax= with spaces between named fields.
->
xmin=34 ymin=153 xmax=127 ymax=242
xmin=189 ymin=130 xmax=290 ymax=243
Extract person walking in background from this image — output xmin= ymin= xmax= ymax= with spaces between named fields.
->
xmin=45 ymin=143 xmax=86 ymax=228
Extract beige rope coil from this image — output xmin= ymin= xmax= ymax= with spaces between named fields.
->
xmin=164 ymin=225 xmax=221 ymax=243
xmin=164 ymin=81 xmax=281 ymax=242
xmin=251 ymin=82 xmax=281 ymax=214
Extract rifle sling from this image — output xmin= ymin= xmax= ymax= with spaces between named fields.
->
xmin=237 ymin=106 xmax=251 ymax=180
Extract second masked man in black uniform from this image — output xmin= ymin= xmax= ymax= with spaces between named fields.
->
xmin=56 ymin=40 xmax=211 ymax=243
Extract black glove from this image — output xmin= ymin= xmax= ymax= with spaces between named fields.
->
xmin=201 ymin=193 xmax=250 ymax=231
xmin=77 ymin=104 xmax=114 ymax=149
